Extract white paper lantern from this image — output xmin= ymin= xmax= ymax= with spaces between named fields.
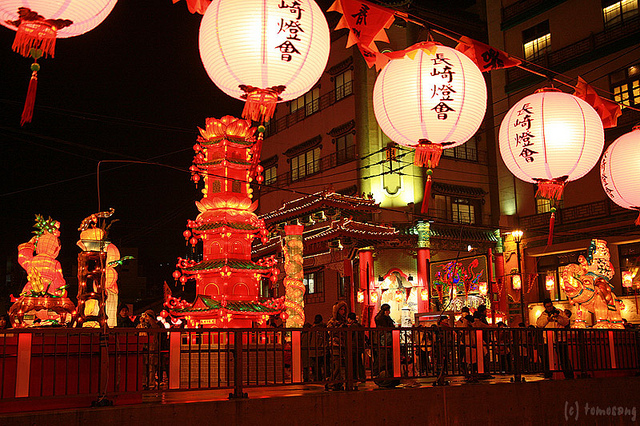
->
xmin=373 ymin=43 xmax=487 ymax=166
xmin=499 ymin=89 xmax=604 ymax=200
xmin=601 ymin=127 xmax=640 ymax=224
xmin=199 ymin=0 xmax=330 ymax=121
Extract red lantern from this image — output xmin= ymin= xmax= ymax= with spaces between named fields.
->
xmin=172 ymin=270 xmax=181 ymax=279
xmin=189 ymin=237 xmax=198 ymax=246
xmin=180 ymin=276 xmax=188 ymax=283
xmin=183 ymin=230 xmax=191 ymax=239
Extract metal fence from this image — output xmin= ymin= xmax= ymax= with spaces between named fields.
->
xmin=0 ymin=326 xmax=637 ymax=403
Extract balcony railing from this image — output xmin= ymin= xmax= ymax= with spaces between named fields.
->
xmin=519 ymin=199 xmax=634 ymax=230
xmin=506 ymin=15 xmax=640 ymax=90
xmin=502 ymin=0 xmax=569 ymax=29
xmin=265 ymin=80 xmax=353 ymax=137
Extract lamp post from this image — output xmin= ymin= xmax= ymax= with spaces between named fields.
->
xmin=512 ymin=230 xmax=524 ymax=324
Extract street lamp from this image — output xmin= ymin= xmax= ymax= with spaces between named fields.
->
xmin=512 ymin=230 xmax=524 ymax=324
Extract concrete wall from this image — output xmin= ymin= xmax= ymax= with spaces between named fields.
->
xmin=4 ymin=376 xmax=640 ymax=425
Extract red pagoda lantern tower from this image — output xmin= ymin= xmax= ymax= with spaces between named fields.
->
xmin=166 ymin=116 xmax=283 ymax=328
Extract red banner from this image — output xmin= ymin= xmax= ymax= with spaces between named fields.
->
xmin=328 ymin=0 xmax=395 ymax=64
xmin=455 ymin=36 xmax=521 ymax=72
xmin=573 ymin=77 xmax=622 ymax=129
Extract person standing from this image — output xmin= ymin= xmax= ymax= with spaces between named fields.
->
xmin=536 ymin=298 xmax=573 ymax=379
xmin=308 ymin=314 xmax=327 ymax=381
xmin=326 ymin=301 xmax=348 ymax=390
xmin=347 ymin=312 xmax=366 ymax=382
xmin=137 ymin=309 xmax=160 ymax=389
xmin=373 ymin=304 xmax=399 ymax=388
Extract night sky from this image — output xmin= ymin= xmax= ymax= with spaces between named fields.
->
xmin=0 ymin=1 xmax=245 ymax=295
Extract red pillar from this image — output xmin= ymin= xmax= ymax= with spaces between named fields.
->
xmin=358 ymin=249 xmax=375 ymax=327
xmin=344 ymin=258 xmax=354 ymax=313
xmin=417 ymin=247 xmax=430 ymax=313
xmin=494 ymin=252 xmax=506 ymax=314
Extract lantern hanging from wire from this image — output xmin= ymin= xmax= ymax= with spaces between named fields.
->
xmin=600 ymin=126 xmax=640 ymax=225
xmin=545 ymin=274 xmax=555 ymax=291
xmin=198 ymin=0 xmax=330 ymax=123
xmin=499 ymin=88 xmax=604 ymax=244
xmin=0 ymin=0 xmax=118 ymax=125
xmin=372 ymin=42 xmax=487 ymax=214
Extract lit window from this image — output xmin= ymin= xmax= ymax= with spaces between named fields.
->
xmin=335 ymin=69 xmax=353 ymax=101
xmin=611 ymin=64 xmax=640 ymax=108
xmin=603 ymin=0 xmax=638 ymax=29
xmin=264 ymin=165 xmax=277 ymax=185
xmin=443 ymin=137 xmax=478 ymax=161
xmin=336 ymin=133 xmax=355 ymax=164
xmin=291 ymin=147 xmax=321 ymax=181
xmin=290 ymin=87 xmax=320 ymax=116
xmin=522 ymin=21 xmax=550 ymax=61
xmin=304 ymin=271 xmax=323 ymax=294
xmin=452 ymin=198 xmax=475 ymax=224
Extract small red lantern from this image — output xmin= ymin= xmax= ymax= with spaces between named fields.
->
xmin=189 ymin=237 xmax=198 ymax=246
xmin=183 ymin=230 xmax=191 ymax=239
xmin=172 ymin=270 xmax=181 ymax=279
xmin=179 ymin=276 xmax=188 ymax=283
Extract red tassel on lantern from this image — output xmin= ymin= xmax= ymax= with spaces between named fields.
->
xmin=240 ymin=85 xmax=285 ymax=123
xmin=635 ymin=209 xmax=640 ymax=226
xmin=12 ymin=20 xmax=58 ymax=58
xmin=414 ymin=140 xmax=442 ymax=168
xmin=21 ymin=65 xmax=39 ymax=126
xmin=421 ymin=171 xmax=433 ymax=214
xmin=547 ymin=208 xmax=556 ymax=246
xmin=536 ymin=178 xmax=567 ymax=201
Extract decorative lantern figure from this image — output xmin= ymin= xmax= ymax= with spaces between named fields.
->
xmin=600 ymin=126 xmax=640 ymax=225
xmin=622 ymin=270 xmax=635 ymax=288
xmin=545 ymin=274 xmax=555 ymax=291
xmin=357 ymin=290 xmax=365 ymax=304
xmin=512 ymin=274 xmax=521 ymax=291
xmin=499 ymin=89 xmax=604 ymax=199
xmin=370 ymin=290 xmax=379 ymax=304
xmin=373 ymin=42 xmax=487 ymax=213
xmin=0 ymin=0 xmax=118 ymax=125
xmin=199 ymin=0 xmax=330 ymax=122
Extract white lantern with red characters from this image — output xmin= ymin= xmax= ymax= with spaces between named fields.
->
xmin=600 ymin=126 xmax=640 ymax=225
xmin=499 ymin=88 xmax=604 ymax=244
xmin=373 ymin=42 xmax=487 ymax=213
xmin=199 ymin=0 xmax=330 ymax=122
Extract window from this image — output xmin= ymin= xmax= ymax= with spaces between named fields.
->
xmin=619 ymin=242 xmax=640 ymax=296
xmin=537 ymin=252 xmax=581 ymax=301
xmin=442 ymin=137 xmax=478 ymax=161
xmin=290 ymin=87 xmax=320 ymax=116
xmin=433 ymin=194 xmax=480 ymax=225
xmin=335 ymin=69 xmax=353 ymax=101
xmin=452 ymin=198 xmax=475 ymax=224
xmin=611 ymin=64 xmax=640 ymax=109
xmin=336 ymin=133 xmax=355 ymax=163
xmin=536 ymin=198 xmax=563 ymax=214
xmin=522 ymin=21 xmax=550 ymax=61
xmin=232 ymin=179 xmax=242 ymax=193
xmin=338 ymin=273 xmax=350 ymax=299
xmin=603 ymin=0 xmax=638 ymax=29
xmin=291 ymin=147 xmax=321 ymax=181
xmin=211 ymin=180 xmax=221 ymax=193
xmin=304 ymin=271 xmax=323 ymax=294
xmin=264 ymin=165 xmax=277 ymax=185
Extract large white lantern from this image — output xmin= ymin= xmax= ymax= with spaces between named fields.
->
xmin=499 ymin=88 xmax=604 ymax=201
xmin=373 ymin=42 xmax=487 ymax=167
xmin=199 ymin=0 xmax=330 ymax=122
xmin=601 ymin=126 xmax=640 ymax=225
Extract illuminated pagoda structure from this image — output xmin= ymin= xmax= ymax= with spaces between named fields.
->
xmin=167 ymin=116 xmax=283 ymax=328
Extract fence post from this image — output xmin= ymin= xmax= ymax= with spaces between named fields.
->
xmin=476 ymin=330 xmax=484 ymax=374
xmin=169 ymin=331 xmax=181 ymax=390
xmin=291 ymin=331 xmax=302 ymax=383
xmin=345 ymin=329 xmax=354 ymax=391
xmin=392 ymin=330 xmax=401 ymax=378
xmin=15 ymin=332 xmax=31 ymax=398
xmin=511 ymin=329 xmax=523 ymax=383
xmin=229 ymin=330 xmax=247 ymax=399
xmin=546 ymin=330 xmax=555 ymax=375
xmin=608 ymin=330 xmax=617 ymax=369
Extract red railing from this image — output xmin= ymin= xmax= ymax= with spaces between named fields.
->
xmin=0 ymin=326 xmax=637 ymax=411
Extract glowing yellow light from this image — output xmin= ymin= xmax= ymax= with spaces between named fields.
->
xmin=512 ymin=275 xmax=522 ymax=290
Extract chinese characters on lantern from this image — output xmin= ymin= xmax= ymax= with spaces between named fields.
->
xmin=277 ymin=1 xmax=305 ymax=62
xmin=513 ymin=102 xmax=537 ymax=163
xmin=430 ymin=53 xmax=456 ymax=119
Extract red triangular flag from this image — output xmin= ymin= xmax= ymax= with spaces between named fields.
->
xmin=328 ymin=0 xmax=395 ymax=49
xmin=455 ymin=36 xmax=521 ymax=72
xmin=574 ymin=77 xmax=622 ymax=129
xmin=172 ymin=0 xmax=211 ymax=15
